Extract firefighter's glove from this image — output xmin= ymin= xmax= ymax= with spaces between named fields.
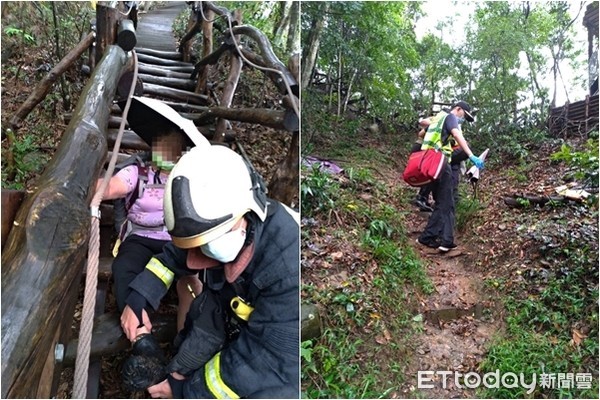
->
xmin=469 ymin=154 xmax=485 ymax=170
xmin=167 ymin=290 xmax=226 ymax=376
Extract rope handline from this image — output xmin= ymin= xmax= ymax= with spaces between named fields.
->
xmin=197 ymin=2 xmax=222 ymax=23
xmin=71 ymin=49 xmax=139 ymax=399
xmin=198 ymin=3 xmax=300 ymax=119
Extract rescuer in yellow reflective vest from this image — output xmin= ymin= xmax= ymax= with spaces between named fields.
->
xmin=416 ymin=101 xmax=484 ymax=252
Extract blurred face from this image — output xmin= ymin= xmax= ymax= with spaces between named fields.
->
xmin=452 ymin=107 xmax=466 ymax=124
xmin=151 ymin=131 xmax=188 ymax=170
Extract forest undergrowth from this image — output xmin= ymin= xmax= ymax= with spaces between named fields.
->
xmin=301 ymin=115 xmax=599 ymax=399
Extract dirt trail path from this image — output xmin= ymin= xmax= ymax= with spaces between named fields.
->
xmin=400 ymin=209 xmax=502 ymax=398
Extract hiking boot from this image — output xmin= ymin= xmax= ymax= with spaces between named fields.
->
xmin=414 ymin=198 xmax=434 ymax=212
xmin=122 ymin=334 xmax=167 ymax=391
xmin=121 ymin=354 xmax=167 ymax=392
xmin=416 ymin=237 xmax=440 ymax=249
xmin=438 ymin=243 xmax=458 ymax=253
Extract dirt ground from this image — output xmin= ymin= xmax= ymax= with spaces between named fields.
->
xmin=399 ymin=210 xmax=503 ymax=398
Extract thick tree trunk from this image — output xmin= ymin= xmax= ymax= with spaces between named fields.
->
xmin=8 ymin=32 xmax=95 ymax=131
xmin=286 ymin=1 xmax=300 ymax=54
xmin=287 ymin=53 xmax=300 ymax=84
xmin=268 ymin=130 xmax=299 ymax=206
xmin=301 ymin=3 xmax=329 ymax=90
xmin=272 ymin=1 xmax=291 ymax=50
xmin=1 ymin=45 xmax=127 ymax=399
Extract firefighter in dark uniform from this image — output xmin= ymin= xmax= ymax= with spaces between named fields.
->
xmin=122 ymin=145 xmax=300 ymax=398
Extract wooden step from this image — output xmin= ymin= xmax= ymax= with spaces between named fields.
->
xmin=134 ymin=47 xmax=183 ymax=61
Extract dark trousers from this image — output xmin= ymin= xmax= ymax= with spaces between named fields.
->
xmin=112 ymin=234 xmax=169 ymax=312
xmin=419 ymin=163 xmax=455 ymax=246
xmin=411 ymin=142 xmax=433 ymax=201
xmin=420 ymin=163 xmax=461 ymax=204
xmin=451 ymin=164 xmax=461 ymax=205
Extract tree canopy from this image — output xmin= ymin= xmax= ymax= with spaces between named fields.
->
xmin=302 ymin=0 xmax=589 ymax=155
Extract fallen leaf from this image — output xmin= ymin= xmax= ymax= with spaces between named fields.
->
xmin=383 ymin=328 xmax=392 ymax=341
xmin=572 ymin=329 xmax=587 ymax=346
xmin=375 ymin=335 xmax=389 ymax=345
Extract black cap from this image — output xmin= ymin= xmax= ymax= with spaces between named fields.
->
xmin=453 ymin=101 xmax=474 ymax=122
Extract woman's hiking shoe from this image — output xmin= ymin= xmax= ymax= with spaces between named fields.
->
xmin=438 ymin=243 xmax=458 ymax=252
xmin=416 ymin=237 xmax=439 ymax=249
xmin=121 ymin=333 xmax=167 ymax=391
xmin=132 ymin=333 xmax=165 ymax=362
xmin=121 ymin=355 xmax=167 ymax=392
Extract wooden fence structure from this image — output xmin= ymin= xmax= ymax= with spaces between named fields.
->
xmin=1 ymin=1 xmax=299 ymax=398
xmin=548 ymin=94 xmax=599 ymax=138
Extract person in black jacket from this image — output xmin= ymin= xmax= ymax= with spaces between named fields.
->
xmin=121 ymin=144 xmax=300 ymax=398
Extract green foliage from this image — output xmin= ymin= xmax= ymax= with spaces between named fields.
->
xmin=1 ymin=133 xmax=49 ymax=190
xmin=173 ymin=2 xmax=295 ymax=61
xmin=300 ymin=166 xmax=340 ymax=217
xmin=480 ymin=218 xmax=599 ymax=398
xmin=455 ymin=191 xmax=485 ymax=232
xmin=302 ymin=1 xmax=421 ymax=124
xmin=302 ymin=146 xmax=433 ymax=397
xmin=4 ymin=26 xmax=35 ymax=44
xmin=302 ymin=325 xmax=397 ymax=399
xmin=412 ymin=34 xmax=462 ymax=114
xmin=516 ymin=197 xmax=531 ymax=207
xmin=550 ymin=138 xmax=600 ymax=187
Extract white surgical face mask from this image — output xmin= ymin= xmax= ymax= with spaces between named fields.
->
xmin=200 ymin=228 xmax=246 ymax=263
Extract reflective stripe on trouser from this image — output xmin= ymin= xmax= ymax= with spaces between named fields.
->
xmin=145 ymin=257 xmax=174 ymax=288
xmin=205 ymin=352 xmax=240 ymax=399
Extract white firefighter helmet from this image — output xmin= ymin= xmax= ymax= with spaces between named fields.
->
xmin=164 ymin=145 xmax=268 ymax=249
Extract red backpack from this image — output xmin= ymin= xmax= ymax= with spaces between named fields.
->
xmin=402 ymin=149 xmax=445 ymax=187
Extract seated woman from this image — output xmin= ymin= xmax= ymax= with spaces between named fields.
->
xmin=96 ymin=97 xmax=209 ymax=342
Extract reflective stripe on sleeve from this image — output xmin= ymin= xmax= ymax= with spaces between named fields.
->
xmin=145 ymin=257 xmax=174 ymax=288
xmin=205 ymin=352 xmax=240 ymax=399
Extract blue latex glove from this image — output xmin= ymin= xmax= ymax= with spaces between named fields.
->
xmin=469 ymin=154 xmax=485 ymax=170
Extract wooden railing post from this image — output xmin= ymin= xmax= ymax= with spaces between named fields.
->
xmin=95 ymin=3 xmax=120 ymax=64
xmin=1 ymin=45 xmax=128 ymax=399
